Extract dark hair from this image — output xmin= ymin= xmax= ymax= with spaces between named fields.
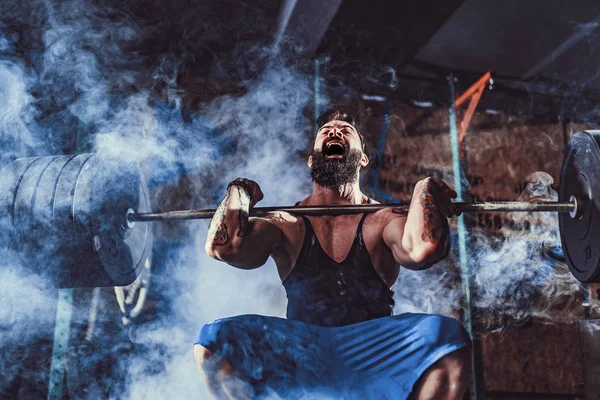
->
xmin=316 ymin=109 xmax=365 ymax=151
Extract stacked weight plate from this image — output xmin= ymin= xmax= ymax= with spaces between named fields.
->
xmin=559 ymin=131 xmax=600 ymax=283
xmin=0 ymin=154 xmax=151 ymax=287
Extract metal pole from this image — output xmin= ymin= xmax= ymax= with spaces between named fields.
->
xmin=365 ymin=97 xmax=397 ymax=203
xmin=47 ymin=289 xmax=73 ymax=400
xmin=449 ymin=74 xmax=484 ymax=400
xmin=314 ymin=58 xmax=322 ymax=124
xmin=130 ymin=200 xmax=575 ymax=222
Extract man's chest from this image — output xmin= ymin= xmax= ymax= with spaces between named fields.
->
xmin=275 ymin=212 xmax=399 ymax=285
xmin=308 ymin=215 xmax=369 ymax=261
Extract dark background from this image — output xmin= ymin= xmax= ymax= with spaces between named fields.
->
xmin=1 ymin=0 xmax=600 ymax=398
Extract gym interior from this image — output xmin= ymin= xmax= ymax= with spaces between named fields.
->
xmin=1 ymin=0 xmax=599 ymax=399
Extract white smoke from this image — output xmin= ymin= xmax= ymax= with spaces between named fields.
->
xmin=0 ymin=0 xmax=590 ymax=399
xmin=395 ymin=172 xmax=587 ymax=333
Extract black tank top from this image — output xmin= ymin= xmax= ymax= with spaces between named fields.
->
xmin=283 ymin=210 xmax=395 ymax=327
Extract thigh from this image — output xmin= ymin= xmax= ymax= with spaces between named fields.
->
xmin=333 ymin=314 xmax=471 ymax=398
xmin=196 ymin=315 xmax=332 ymax=391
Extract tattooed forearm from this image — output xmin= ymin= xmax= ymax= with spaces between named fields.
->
xmin=207 ymin=183 xmax=252 ymax=245
xmin=208 ymin=192 xmax=231 ymax=246
xmin=213 ymin=222 xmax=229 ymax=245
xmin=237 ymin=187 xmax=250 ymax=237
xmin=419 ymin=190 xmax=445 ymax=243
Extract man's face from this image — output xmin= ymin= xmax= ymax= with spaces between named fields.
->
xmin=308 ymin=121 xmax=368 ymax=188
xmin=313 ymin=121 xmax=364 ymax=157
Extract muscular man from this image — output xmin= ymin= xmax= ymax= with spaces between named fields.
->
xmin=194 ymin=110 xmax=471 ymax=399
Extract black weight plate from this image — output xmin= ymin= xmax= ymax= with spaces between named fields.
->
xmin=1 ymin=155 xmax=92 ymax=286
xmin=51 ymin=153 xmax=126 ymax=288
xmin=13 ymin=156 xmax=61 ymax=235
xmin=72 ymin=155 xmax=151 ymax=287
xmin=51 ymin=154 xmax=98 ymax=287
xmin=31 ymin=155 xmax=78 ymax=227
xmin=0 ymin=153 xmax=151 ymax=288
xmin=52 ymin=154 xmax=94 ymax=230
xmin=0 ymin=157 xmax=41 ymax=224
xmin=105 ymin=180 xmax=151 ymax=283
xmin=0 ymin=157 xmax=42 ymax=248
xmin=559 ymin=131 xmax=600 ymax=283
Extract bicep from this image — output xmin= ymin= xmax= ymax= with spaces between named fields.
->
xmin=226 ymin=217 xmax=283 ymax=269
xmin=382 ymin=216 xmax=431 ymax=270
xmin=382 ymin=216 xmax=410 ymax=264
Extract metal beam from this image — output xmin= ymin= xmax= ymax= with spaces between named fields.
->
xmin=524 ymin=14 xmax=600 ymax=78
xmin=273 ymin=0 xmax=343 ymax=54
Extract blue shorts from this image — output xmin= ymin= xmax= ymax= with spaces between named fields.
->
xmin=195 ymin=313 xmax=471 ymax=399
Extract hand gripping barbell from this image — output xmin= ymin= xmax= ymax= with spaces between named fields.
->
xmin=1 ymin=131 xmax=599 ymax=288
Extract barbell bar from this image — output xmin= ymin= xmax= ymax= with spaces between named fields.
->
xmin=130 ymin=200 xmax=578 ymax=221
xmin=1 ymin=131 xmax=599 ymax=287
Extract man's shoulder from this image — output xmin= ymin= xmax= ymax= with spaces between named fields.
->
xmin=367 ymin=204 xmax=407 ymax=227
xmin=254 ymin=210 xmax=303 ymax=237
xmin=254 ymin=196 xmax=308 ymax=224
xmin=262 ymin=210 xmax=301 ymax=224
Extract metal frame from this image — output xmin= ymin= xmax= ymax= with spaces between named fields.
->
xmin=454 ymin=71 xmax=492 ymax=160
xmin=449 ymin=72 xmax=492 ymax=400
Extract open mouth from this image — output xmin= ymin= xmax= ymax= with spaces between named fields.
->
xmin=323 ymin=141 xmax=346 ymax=157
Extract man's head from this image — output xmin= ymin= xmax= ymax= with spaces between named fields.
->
xmin=308 ymin=110 xmax=369 ymax=188
xmin=316 ymin=110 xmax=365 ymax=151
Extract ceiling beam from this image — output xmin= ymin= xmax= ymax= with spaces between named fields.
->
xmin=524 ymin=13 xmax=600 ymax=78
xmin=273 ymin=0 xmax=343 ymax=54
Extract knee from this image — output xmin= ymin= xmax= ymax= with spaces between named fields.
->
xmin=414 ymin=347 xmax=471 ymax=400
xmin=194 ymin=345 xmax=233 ymax=376
xmin=194 ymin=345 xmax=214 ymax=372
xmin=442 ymin=347 xmax=472 ymax=396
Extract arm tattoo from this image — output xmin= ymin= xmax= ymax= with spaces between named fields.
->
xmin=208 ymin=192 xmax=230 ymax=246
xmin=237 ymin=187 xmax=250 ymax=237
xmin=392 ymin=208 xmax=408 ymax=216
xmin=420 ymin=190 xmax=445 ymax=242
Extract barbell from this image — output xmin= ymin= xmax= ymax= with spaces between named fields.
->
xmin=0 ymin=154 xmax=151 ymax=288
xmin=0 ymin=131 xmax=599 ymax=287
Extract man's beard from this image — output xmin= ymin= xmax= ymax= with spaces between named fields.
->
xmin=310 ymin=149 xmax=362 ymax=188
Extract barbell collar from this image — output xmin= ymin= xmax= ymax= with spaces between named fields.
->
xmin=129 ymin=200 xmax=577 ymax=222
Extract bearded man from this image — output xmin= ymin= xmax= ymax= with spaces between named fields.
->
xmin=193 ymin=110 xmax=472 ymax=399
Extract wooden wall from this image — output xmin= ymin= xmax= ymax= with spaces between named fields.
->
xmin=358 ymin=100 xmax=596 ymax=395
